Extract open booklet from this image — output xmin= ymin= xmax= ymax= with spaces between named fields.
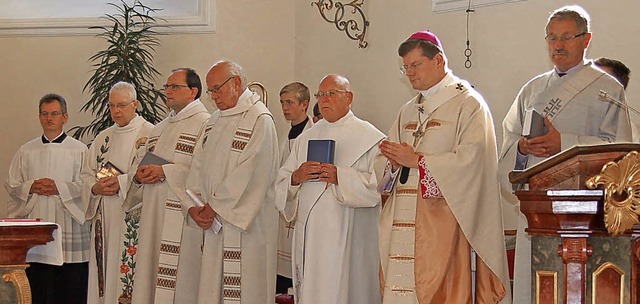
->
xmin=186 ymin=189 xmax=222 ymax=234
xmin=96 ymin=161 xmax=124 ymax=179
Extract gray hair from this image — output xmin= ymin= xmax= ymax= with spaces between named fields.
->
xmin=212 ymin=60 xmax=248 ymax=90
xmin=39 ymin=93 xmax=67 ymax=113
xmin=109 ymin=81 xmax=137 ymax=101
xmin=546 ymin=5 xmax=591 ymax=35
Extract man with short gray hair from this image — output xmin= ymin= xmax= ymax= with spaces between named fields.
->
xmin=498 ymin=5 xmax=633 ymax=303
xmin=82 ymin=81 xmax=154 ymax=304
xmin=184 ymin=60 xmax=279 ymax=303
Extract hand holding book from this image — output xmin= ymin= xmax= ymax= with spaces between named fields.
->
xmin=293 ymin=139 xmax=337 ymax=188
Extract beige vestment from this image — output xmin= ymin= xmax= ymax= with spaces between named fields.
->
xmin=379 ymin=74 xmax=511 ymax=303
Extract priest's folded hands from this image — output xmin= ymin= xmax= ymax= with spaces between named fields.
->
xmin=91 ymin=176 xmax=120 ymax=196
xmin=291 ymin=161 xmax=338 ymax=186
xmin=379 ymin=140 xmax=420 ymax=170
xmin=134 ymin=164 xmax=166 ymax=184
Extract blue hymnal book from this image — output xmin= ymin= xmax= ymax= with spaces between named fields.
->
xmin=307 ymin=139 xmax=335 ymax=164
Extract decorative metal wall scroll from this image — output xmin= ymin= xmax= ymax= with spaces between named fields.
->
xmin=311 ymin=0 xmax=369 ymax=48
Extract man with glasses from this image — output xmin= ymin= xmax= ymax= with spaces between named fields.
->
xmin=128 ymin=68 xmax=211 ymax=304
xmin=378 ymin=31 xmax=510 ymax=303
xmin=498 ymin=5 xmax=632 ymax=303
xmin=183 ymin=60 xmax=279 ymax=303
xmin=276 ymin=82 xmax=314 ymax=297
xmin=81 ymin=82 xmax=154 ymax=304
xmin=275 ymin=74 xmax=385 ymax=304
xmin=6 ymin=93 xmax=90 ymax=304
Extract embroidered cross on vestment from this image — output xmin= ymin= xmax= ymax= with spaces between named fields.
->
xmin=543 ymin=98 xmax=562 ymax=118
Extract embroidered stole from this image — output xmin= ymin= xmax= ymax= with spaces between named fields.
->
xmin=93 ymin=128 xmax=114 ymax=298
xmin=382 ymin=80 xmax=468 ymax=303
xmin=93 ymin=125 xmax=148 ymax=302
xmin=532 ymin=65 xmax=604 ymax=120
xmin=151 ymin=126 xmax=202 ymax=303
xmin=220 ymin=101 xmax=272 ymax=304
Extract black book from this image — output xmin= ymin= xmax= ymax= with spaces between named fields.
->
xmin=522 ymin=108 xmax=548 ymax=139
xmin=139 ymin=151 xmax=171 ymax=167
xmin=307 ymin=139 xmax=335 ymax=164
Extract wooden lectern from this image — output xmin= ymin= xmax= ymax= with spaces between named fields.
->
xmin=0 ymin=222 xmax=58 ymax=304
xmin=510 ymin=143 xmax=640 ymax=304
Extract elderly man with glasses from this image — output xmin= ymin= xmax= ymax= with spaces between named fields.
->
xmin=127 ymin=67 xmax=211 ymax=304
xmin=182 ymin=60 xmax=279 ymax=303
xmin=6 ymin=93 xmax=90 ymax=304
xmin=377 ymin=30 xmax=510 ymax=303
xmin=81 ymin=81 xmax=154 ymax=304
xmin=275 ymin=74 xmax=385 ymax=304
xmin=498 ymin=5 xmax=633 ymax=303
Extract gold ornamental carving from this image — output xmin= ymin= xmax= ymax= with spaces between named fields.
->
xmin=2 ymin=268 xmax=32 ymax=304
xmin=586 ymin=150 xmax=640 ymax=235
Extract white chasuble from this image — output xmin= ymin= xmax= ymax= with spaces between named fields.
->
xmin=129 ymin=100 xmax=210 ymax=304
xmin=183 ymin=90 xmax=279 ymax=304
xmin=379 ymin=74 xmax=511 ymax=304
xmin=498 ymin=61 xmax=632 ymax=304
xmin=82 ymin=115 xmax=153 ymax=304
xmin=275 ymin=111 xmax=385 ymax=304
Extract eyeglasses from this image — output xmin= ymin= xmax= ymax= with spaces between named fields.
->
xmin=206 ymin=77 xmax=235 ymax=96
xmin=545 ymin=32 xmax=587 ymax=44
xmin=400 ymin=60 xmax=427 ymax=75
xmin=108 ymin=100 xmax=135 ymax=110
xmin=313 ymin=90 xmax=349 ymax=99
xmin=163 ymin=84 xmax=190 ymax=91
xmin=39 ymin=111 xmax=64 ymax=117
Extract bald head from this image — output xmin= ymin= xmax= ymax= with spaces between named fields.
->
xmin=316 ymin=74 xmax=353 ymax=123
xmin=206 ymin=60 xmax=248 ymax=110
xmin=320 ymin=74 xmax=351 ymax=91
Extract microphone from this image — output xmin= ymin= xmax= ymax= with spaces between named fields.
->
xmin=598 ymin=90 xmax=640 ymax=117
xmin=399 ymin=166 xmax=410 ymax=184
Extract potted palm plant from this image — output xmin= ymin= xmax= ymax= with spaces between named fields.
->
xmin=72 ymin=0 xmax=166 ymax=140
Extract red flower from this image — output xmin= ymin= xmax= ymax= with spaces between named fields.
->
xmin=120 ymin=264 xmax=130 ymax=274
xmin=127 ymin=246 xmax=137 ymax=256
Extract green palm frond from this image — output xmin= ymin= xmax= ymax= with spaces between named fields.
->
xmin=70 ymin=0 xmax=167 ymax=141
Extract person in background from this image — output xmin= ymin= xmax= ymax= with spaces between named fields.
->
xmin=594 ymin=57 xmax=631 ymax=89
xmin=276 ymin=81 xmax=314 ymax=295
xmin=312 ymin=102 xmax=323 ymax=123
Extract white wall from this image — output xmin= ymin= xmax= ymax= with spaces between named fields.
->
xmin=2 ymin=0 xmax=639 ymax=219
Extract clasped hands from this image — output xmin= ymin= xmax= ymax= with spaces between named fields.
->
xmin=134 ymin=164 xmax=166 ymax=184
xmin=188 ymin=204 xmax=217 ymax=230
xmin=379 ymin=140 xmax=420 ymax=170
xmin=291 ymin=162 xmax=337 ymax=186
xmin=29 ymin=178 xmax=59 ymax=196
xmin=91 ymin=176 xmax=120 ymax=196
xmin=518 ymin=117 xmax=561 ymax=158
